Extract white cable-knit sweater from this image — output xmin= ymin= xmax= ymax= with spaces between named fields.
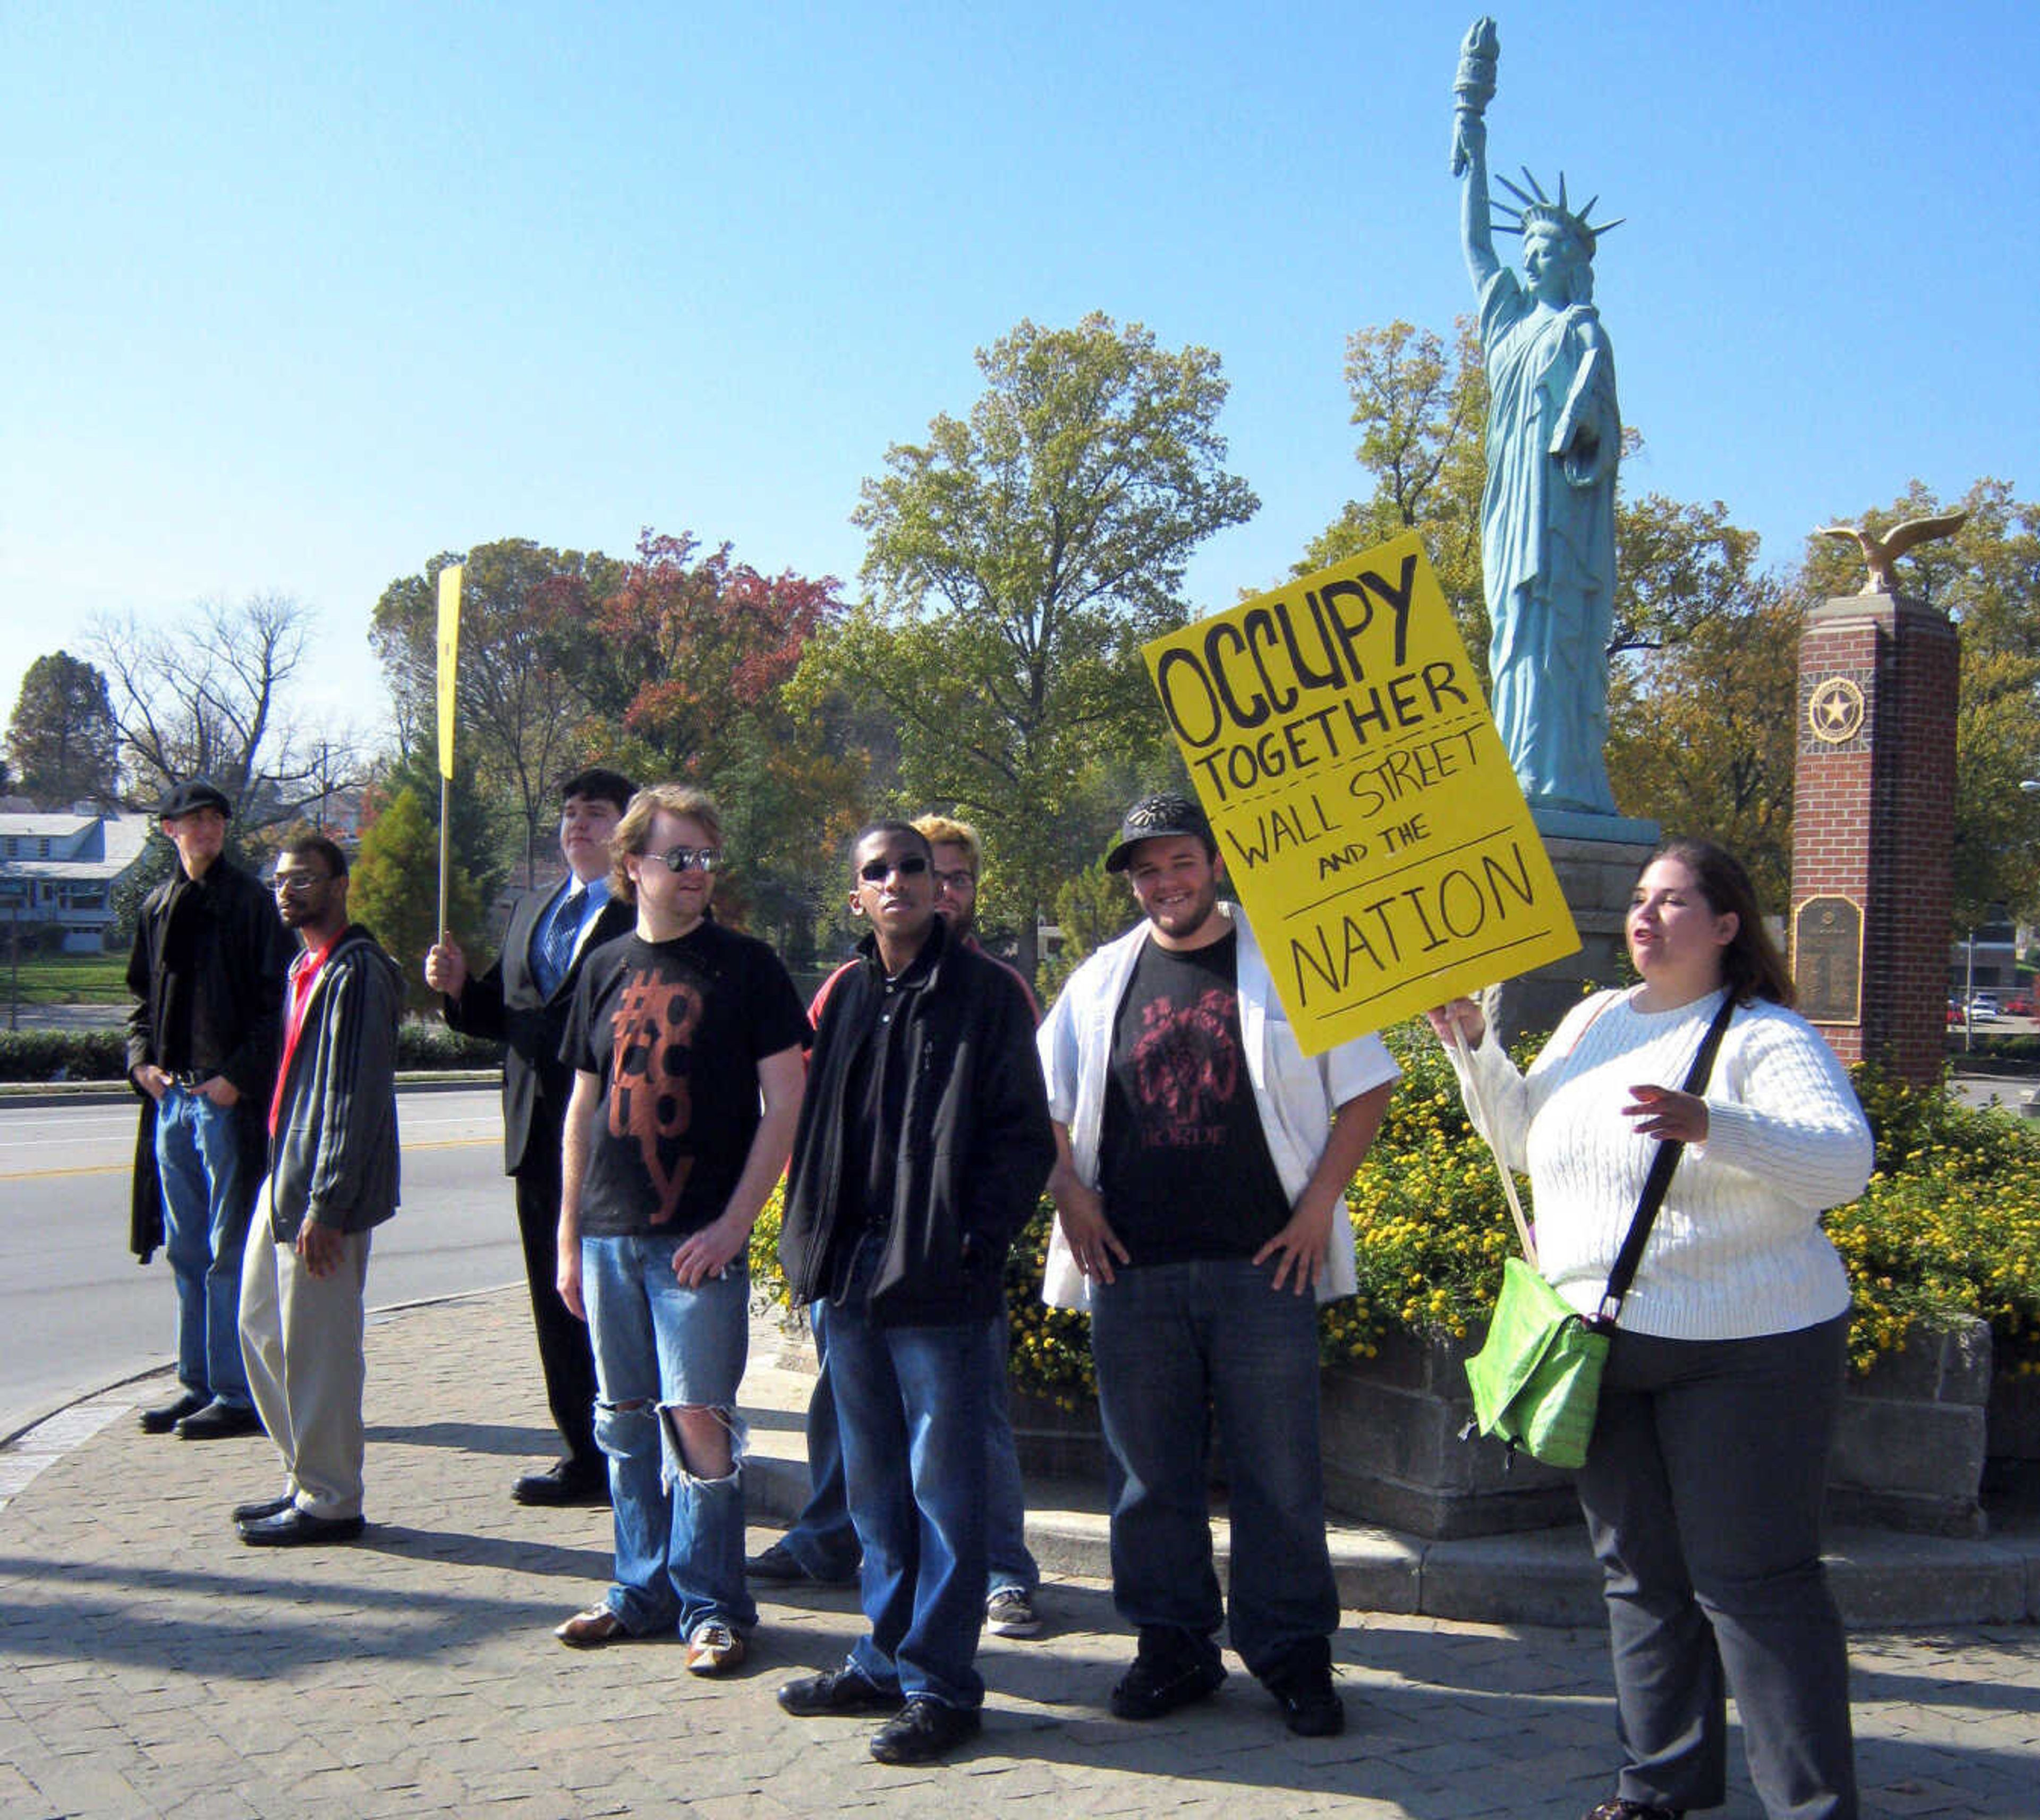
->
xmin=1450 ymin=988 xmax=1874 ymax=1341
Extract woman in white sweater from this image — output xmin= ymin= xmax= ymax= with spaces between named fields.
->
xmin=1430 ymin=839 xmax=1873 ymax=1820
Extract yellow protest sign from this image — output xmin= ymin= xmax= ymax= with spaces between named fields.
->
xmin=436 ymin=563 xmax=463 ymax=781
xmin=1141 ymin=531 xmax=1578 ymax=1053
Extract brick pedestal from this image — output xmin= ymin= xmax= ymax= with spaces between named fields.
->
xmin=1790 ymin=593 xmax=1958 ymax=1081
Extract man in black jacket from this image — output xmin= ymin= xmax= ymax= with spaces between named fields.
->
xmin=425 ymin=766 xmax=635 ymax=1504
xmin=125 ymin=779 xmax=292 ymax=1440
xmin=776 ymin=822 xmax=1053 ymax=1766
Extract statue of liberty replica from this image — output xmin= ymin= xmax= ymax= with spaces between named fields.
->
xmin=1452 ymin=19 xmax=1628 ymax=823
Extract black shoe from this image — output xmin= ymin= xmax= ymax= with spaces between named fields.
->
xmin=139 ymin=1391 xmax=208 ymax=1435
xmin=1262 ymin=1658 xmax=1345 ymax=1737
xmin=176 ymin=1400 xmax=263 ymax=1440
xmin=1585 ymin=1802 xmax=1685 ymax=1820
xmin=512 ymin=1460 xmax=609 ymax=1506
xmin=237 ymin=1507 xmax=366 ymax=1547
xmin=869 ymin=1697 xmax=981 ymax=1765
xmin=1109 ymin=1627 xmax=1226 ymax=1720
xmin=231 ymin=1493 xmax=295 ymax=1526
xmin=748 ymin=1538 xmax=858 ymax=1586
xmin=777 ymin=1665 xmax=905 ymax=1717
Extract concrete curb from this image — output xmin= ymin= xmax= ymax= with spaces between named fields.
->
xmin=12 ymin=1286 xmax=2037 ymax=1631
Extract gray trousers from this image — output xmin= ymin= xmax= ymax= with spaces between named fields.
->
xmin=239 ymin=1181 xmax=373 ymax=1520
xmin=1577 ymin=1312 xmax=1856 ymax=1820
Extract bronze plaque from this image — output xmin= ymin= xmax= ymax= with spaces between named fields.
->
xmin=1794 ymin=896 xmax=1863 ymax=1025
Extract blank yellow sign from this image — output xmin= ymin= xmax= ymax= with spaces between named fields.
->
xmin=436 ymin=563 xmax=463 ymax=780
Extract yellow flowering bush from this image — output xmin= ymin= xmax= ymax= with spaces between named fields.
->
xmin=749 ymin=1037 xmax=2040 ymax=1402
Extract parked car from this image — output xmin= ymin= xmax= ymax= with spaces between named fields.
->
xmin=1968 ymin=993 xmax=2002 ymax=1021
xmin=2007 ymin=993 xmax=2034 ymax=1017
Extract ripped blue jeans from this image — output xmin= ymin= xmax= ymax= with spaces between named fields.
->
xmin=582 ymin=1235 xmax=755 ymax=1638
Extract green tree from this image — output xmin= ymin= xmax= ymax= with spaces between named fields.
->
xmin=1301 ymin=318 xmax=1489 ymax=678
xmin=6 ymin=651 xmax=121 ymax=807
xmin=346 ymin=786 xmax=484 ymax=1013
xmin=375 ymin=737 xmax=509 ymax=922
xmin=563 ymin=530 xmax=858 ymax=962
xmin=1606 ymin=584 xmax=1802 ymax=907
xmin=370 ymin=540 xmax=621 ymax=887
xmin=837 ymin=313 xmax=1258 ymax=976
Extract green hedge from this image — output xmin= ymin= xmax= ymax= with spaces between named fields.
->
xmin=0 ymin=1022 xmax=501 ymax=1083
xmin=753 ymin=1023 xmax=2040 ymax=1408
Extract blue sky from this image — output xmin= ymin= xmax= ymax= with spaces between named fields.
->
xmin=5 ymin=1 xmax=2035 ymax=751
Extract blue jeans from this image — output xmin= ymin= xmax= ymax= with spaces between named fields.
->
xmin=1089 ymin=1258 xmax=1337 ymax=1679
xmin=820 ymin=1285 xmax=990 ymax=1710
xmin=582 ymin=1235 xmax=755 ymax=1639
xmin=156 ymin=1085 xmax=252 ymax=1407
xmin=788 ymin=1308 xmax=1039 ymax=1596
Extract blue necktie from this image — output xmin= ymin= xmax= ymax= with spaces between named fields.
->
xmin=538 ymin=887 xmax=584 ymax=996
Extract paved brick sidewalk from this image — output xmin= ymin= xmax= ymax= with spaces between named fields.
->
xmin=1 ymin=1288 xmax=2035 ymax=1818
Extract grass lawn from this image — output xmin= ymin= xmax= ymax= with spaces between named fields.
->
xmin=0 ymin=952 xmax=130 ymax=1004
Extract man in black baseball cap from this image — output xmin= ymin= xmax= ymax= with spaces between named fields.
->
xmin=126 ymin=779 xmax=293 ymax=1439
xmin=1102 ymin=791 xmax=1217 ymax=874
xmin=1036 ymin=786 xmax=1399 ymax=1739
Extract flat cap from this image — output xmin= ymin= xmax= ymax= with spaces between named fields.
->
xmin=156 ymin=779 xmax=233 ymax=820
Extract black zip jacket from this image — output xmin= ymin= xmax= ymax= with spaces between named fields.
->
xmin=780 ymin=918 xmax=1053 ymax=1328
xmin=124 ymin=856 xmax=291 ymax=1262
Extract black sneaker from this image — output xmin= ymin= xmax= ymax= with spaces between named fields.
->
xmin=1108 ymin=1627 xmax=1226 ymax=1720
xmin=138 ymin=1390 xmax=207 ymax=1435
xmin=748 ymin=1538 xmax=859 ymax=1587
xmin=1585 ymin=1801 xmax=1685 ymax=1820
xmin=777 ymin=1665 xmax=904 ymax=1717
xmin=869 ymin=1696 xmax=981 ymax=1765
xmin=1262 ymin=1656 xmax=1345 ymax=1737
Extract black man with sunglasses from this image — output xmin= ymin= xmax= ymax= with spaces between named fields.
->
xmin=776 ymin=821 xmax=1053 ymax=1765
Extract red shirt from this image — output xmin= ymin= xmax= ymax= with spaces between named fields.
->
xmin=268 ymin=937 xmax=337 ymax=1137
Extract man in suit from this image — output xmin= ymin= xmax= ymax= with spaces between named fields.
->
xmin=425 ymin=767 xmax=637 ymax=1504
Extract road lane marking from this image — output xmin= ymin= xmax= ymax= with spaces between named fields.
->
xmin=1 ymin=1135 xmax=497 ymax=1181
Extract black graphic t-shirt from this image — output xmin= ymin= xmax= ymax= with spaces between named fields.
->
xmin=562 ymin=920 xmax=810 ymax=1240
xmin=1096 ymin=930 xmax=1290 ymax=1266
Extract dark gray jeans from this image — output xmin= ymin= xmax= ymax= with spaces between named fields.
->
xmin=1577 ymin=1311 xmax=1856 ymax=1820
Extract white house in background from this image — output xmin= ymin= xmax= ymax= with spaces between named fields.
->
xmin=0 ymin=810 xmax=156 ymax=952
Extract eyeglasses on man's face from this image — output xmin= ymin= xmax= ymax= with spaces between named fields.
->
xmin=273 ymin=871 xmax=336 ymax=897
xmin=648 ymin=845 xmax=721 ymax=874
xmin=857 ymin=853 xmax=928 ymax=883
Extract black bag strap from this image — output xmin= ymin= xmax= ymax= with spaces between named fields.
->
xmin=1593 ymin=990 xmax=1738 ymax=1327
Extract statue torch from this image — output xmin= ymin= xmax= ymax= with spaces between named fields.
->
xmin=1451 ymin=16 xmax=1499 ymax=175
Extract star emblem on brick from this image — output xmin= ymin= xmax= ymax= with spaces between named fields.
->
xmin=1807 ymin=677 xmax=1866 ymax=744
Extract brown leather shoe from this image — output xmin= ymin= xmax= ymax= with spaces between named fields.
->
xmin=554 ymin=1605 xmax=630 ymax=1649
xmin=684 ymin=1620 xmax=747 ymax=1676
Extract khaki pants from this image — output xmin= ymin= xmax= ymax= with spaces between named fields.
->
xmin=237 ymin=1178 xmax=372 ymax=1520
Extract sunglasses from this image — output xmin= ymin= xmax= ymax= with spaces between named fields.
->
xmin=858 ymin=854 xmax=928 ymax=883
xmin=649 ymin=846 xmax=721 ymax=874
xmin=273 ymin=872 xmax=336 ymax=896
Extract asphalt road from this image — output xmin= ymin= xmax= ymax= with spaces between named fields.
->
xmin=0 ymin=1084 xmax=523 ymax=1442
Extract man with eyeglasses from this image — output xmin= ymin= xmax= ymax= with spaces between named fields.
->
xmin=232 ymin=835 xmax=403 ymax=1545
xmin=752 ymin=814 xmax=1045 ymax=1641
xmin=427 ymin=767 xmax=636 ymax=1507
xmin=776 ymin=822 xmax=1053 ymax=1765
xmin=125 ymin=779 xmax=292 ymax=1441
xmin=549 ymin=785 xmax=808 ymax=1678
